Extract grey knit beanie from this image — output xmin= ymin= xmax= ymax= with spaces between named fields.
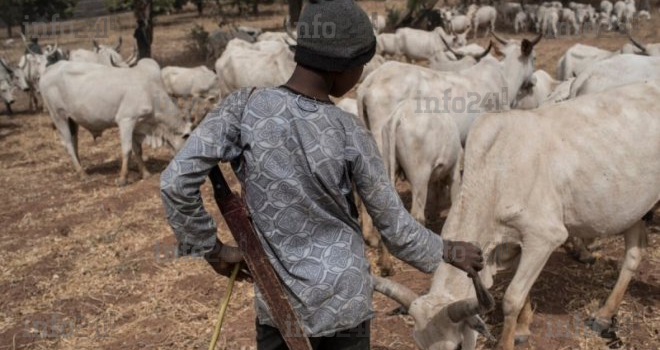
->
xmin=294 ymin=0 xmax=376 ymax=72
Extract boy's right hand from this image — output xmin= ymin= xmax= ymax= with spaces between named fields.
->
xmin=442 ymin=240 xmax=484 ymax=278
xmin=205 ymin=240 xmax=252 ymax=282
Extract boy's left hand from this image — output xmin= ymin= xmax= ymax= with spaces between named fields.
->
xmin=205 ymin=241 xmax=252 ymax=282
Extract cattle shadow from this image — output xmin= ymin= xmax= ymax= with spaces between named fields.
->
xmin=85 ymin=157 xmax=170 ymax=177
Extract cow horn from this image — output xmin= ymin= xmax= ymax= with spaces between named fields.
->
xmin=109 ymin=55 xmax=122 ymax=68
xmin=21 ymin=33 xmax=42 ymax=56
xmin=93 ymin=39 xmax=100 ymax=50
xmin=474 ymin=41 xmax=493 ymax=61
xmin=490 ymin=31 xmax=509 ymax=45
xmin=115 ymin=36 xmax=123 ymax=52
xmin=529 ymin=33 xmax=542 ymax=47
xmin=627 ymin=33 xmax=648 ymax=54
xmin=126 ymin=44 xmax=139 ymax=67
xmin=440 ymin=35 xmax=465 ymax=60
xmin=447 ymin=298 xmax=481 ymax=323
xmin=372 ymin=275 xmax=419 ymax=310
xmin=284 ymin=17 xmax=297 ymax=41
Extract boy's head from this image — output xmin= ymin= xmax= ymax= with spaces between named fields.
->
xmin=294 ymin=0 xmax=376 ymax=95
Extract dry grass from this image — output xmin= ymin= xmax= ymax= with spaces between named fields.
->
xmin=0 ymin=1 xmax=659 ymax=350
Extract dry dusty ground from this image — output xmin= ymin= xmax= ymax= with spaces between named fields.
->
xmin=0 ymin=1 xmax=659 ymax=350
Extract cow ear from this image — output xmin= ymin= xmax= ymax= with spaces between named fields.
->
xmin=521 ymin=39 xmax=533 ymax=57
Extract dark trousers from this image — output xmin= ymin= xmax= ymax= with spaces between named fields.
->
xmin=256 ymin=319 xmax=370 ymax=350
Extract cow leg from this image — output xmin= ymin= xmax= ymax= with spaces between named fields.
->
xmin=587 ymin=221 xmax=645 ymax=333
xmin=377 ymin=241 xmax=394 ymax=277
xmin=116 ymin=119 xmax=137 ymax=186
xmin=357 ymin=196 xmax=380 ymax=248
xmin=5 ymin=102 xmax=12 ymax=116
xmin=68 ymin=119 xmax=81 ymax=162
xmin=52 ymin=116 xmax=85 ymax=177
xmin=408 ymin=164 xmax=432 ymax=225
xmin=499 ymin=226 xmax=567 ymax=350
xmin=131 ymin=138 xmax=152 ymax=179
xmin=514 ymin=296 xmax=533 ymax=345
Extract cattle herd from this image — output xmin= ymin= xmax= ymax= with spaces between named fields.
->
xmin=1 ymin=1 xmax=658 ymax=349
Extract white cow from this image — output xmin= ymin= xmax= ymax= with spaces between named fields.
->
xmin=374 ymin=79 xmax=660 ymax=350
xmin=373 ymin=13 xmax=387 ymax=33
xmin=215 ymin=38 xmax=295 ymax=95
xmin=70 ymin=38 xmax=137 ymax=67
xmin=613 ymin=0 xmax=626 ymax=19
xmin=448 ymin=15 xmax=472 ymax=35
xmin=570 ymin=54 xmax=660 ymax=97
xmin=161 ymin=65 xmax=221 ymax=121
xmin=360 ymin=54 xmax=386 ymax=83
xmin=601 ymin=0 xmax=614 ymax=16
xmin=395 ymin=27 xmax=457 ymax=61
xmin=472 ymin=6 xmax=497 ymax=38
xmin=541 ymin=8 xmax=559 ymax=38
xmin=376 ymin=33 xmax=400 ymax=58
xmin=559 ymin=8 xmax=580 ymax=35
xmin=512 ymin=69 xmax=562 ymax=109
xmin=335 ymin=98 xmax=358 ymax=115
xmin=382 ymin=98 xmax=462 ymax=225
xmin=0 ymin=58 xmax=29 ymax=114
xmin=19 ymin=43 xmax=63 ymax=112
xmin=514 ymin=11 xmax=529 ymax=33
xmin=429 ymin=40 xmax=493 ymax=72
xmin=357 ymin=33 xmax=541 ymax=275
xmin=556 ymin=43 xmax=618 ymax=80
xmin=39 ymin=59 xmax=192 ymax=186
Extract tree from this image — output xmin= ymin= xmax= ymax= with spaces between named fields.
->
xmin=0 ymin=0 xmax=78 ymax=37
xmin=134 ymin=0 xmax=153 ymax=59
xmin=288 ymin=0 xmax=303 ymax=24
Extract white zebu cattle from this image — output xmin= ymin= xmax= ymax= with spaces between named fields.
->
xmin=395 ymin=27 xmax=457 ymax=61
xmin=514 ymin=11 xmax=529 ymax=33
xmin=613 ymin=0 xmax=626 ymax=19
xmin=541 ymin=8 xmax=559 ymax=37
xmin=161 ymin=65 xmax=220 ymax=120
xmin=559 ymin=8 xmax=580 ymax=35
xmin=19 ymin=44 xmax=62 ymax=112
xmin=162 ymin=65 xmax=219 ymax=98
xmin=601 ymin=0 xmax=614 ymax=16
xmin=374 ymin=79 xmax=660 ymax=350
xmin=429 ymin=40 xmax=492 ymax=72
xmin=448 ymin=15 xmax=472 ymax=35
xmin=498 ymin=2 xmax=523 ymax=22
xmin=570 ymin=54 xmax=660 ymax=97
xmin=376 ymin=33 xmax=399 ymax=58
xmin=214 ymin=38 xmax=295 ymax=95
xmin=360 ymin=54 xmax=385 ymax=83
xmin=620 ymin=1 xmax=636 ymax=32
xmin=556 ymin=43 xmax=618 ymax=80
xmin=336 ymin=98 xmax=358 ymax=115
xmin=39 ymin=59 xmax=192 ymax=186
xmin=512 ymin=69 xmax=562 ymax=109
xmin=1 ymin=58 xmax=29 ymax=114
xmin=357 ymin=33 xmax=541 ymax=275
xmin=70 ymin=38 xmax=137 ymax=67
xmin=373 ymin=13 xmax=387 ymax=33
xmin=472 ymin=6 xmax=497 ymax=38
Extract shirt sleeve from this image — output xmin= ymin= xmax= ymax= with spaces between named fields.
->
xmin=345 ymin=117 xmax=444 ymax=273
xmin=159 ymin=88 xmax=251 ymax=257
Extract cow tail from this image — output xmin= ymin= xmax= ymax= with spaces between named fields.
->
xmin=382 ymin=107 xmax=402 ymax=183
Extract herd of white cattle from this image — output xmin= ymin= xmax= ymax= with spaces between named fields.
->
xmin=1 ymin=1 xmax=659 ymax=349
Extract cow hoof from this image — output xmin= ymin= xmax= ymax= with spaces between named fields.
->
xmin=379 ymin=266 xmax=394 ymax=277
xmin=116 ymin=179 xmax=128 ymax=187
xmin=586 ymin=316 xmax=611 ymax=334
xmin=578 ymin=252 xmax=597 ymax=265
xmin=514 ymin=334 xmax=529 ymax=345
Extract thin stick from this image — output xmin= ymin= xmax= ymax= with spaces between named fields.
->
xmin=208 ymin=264 xmax=240 ymax=350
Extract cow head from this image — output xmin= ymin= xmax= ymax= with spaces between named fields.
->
xmin=0 ymin=79 xmax=15 ymax=105
xmin=374 ymin=274 xmax=495 ymax=350
xmin=95 ymin=37 xmax=138 ymax=67
xmin=491 ymin=32 xmax=541 ymax=108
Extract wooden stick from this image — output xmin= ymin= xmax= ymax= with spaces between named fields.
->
xmin=208 ymin=264 xmax=240 ymax=350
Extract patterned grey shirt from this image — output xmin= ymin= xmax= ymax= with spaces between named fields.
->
xmin=160 ymin=86 xmax=443 ymax=337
